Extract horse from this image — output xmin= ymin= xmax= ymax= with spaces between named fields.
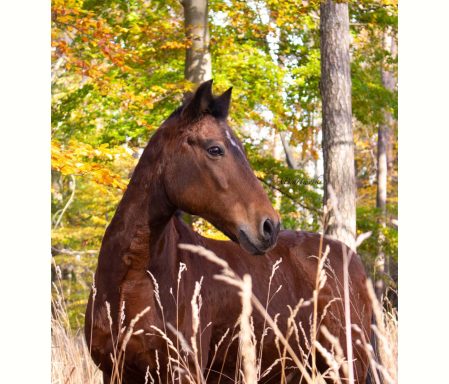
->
xmin=85 ymin=80 xmax=372 ymax=384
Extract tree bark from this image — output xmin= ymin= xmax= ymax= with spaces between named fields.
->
xmin=375 ymin=103 xmax=388 ymax=298
xmin=376 ymin=28 xmax=397 ymax=298
xmin=182 ymin=0 xmax=212 ymax=84
xmin=320 ymin=0 xmax=356 ymax=250
xmin=382 ymin=30 xmax=397 ymax=175
xmin=377 ymin=127 xmax=388 ymax=214
xmin=279 ymin=131 xmax=298 ymax=169
xmin=181 ymin=0 xmax=212 ymax=227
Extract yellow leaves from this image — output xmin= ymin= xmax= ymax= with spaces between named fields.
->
xmin=135 ymin=118 xmax=149 ymax=127
xmin=54 ymin=14 xmax=74 ymax=24
xmin=254 ymin=170 xmax=266 ymax=179
xmin=160 ymin=41 xmax=189 ymax=50
xmin=51 ymin=140 xmax=130 ymax=191
xmin=51 ymin=225 xmax=105 ymax=247
xmin=380 ymin=0 xmax=397 ymax=6
xmin=192 ymin=218 xmax=230 ymax=241
xmin=150 ymin=85 xmax=168 ymax=94
xmin=52 ymin=0 xmax=82 ymax=10
xmin=130 ymin=24 xmax=142 ymax=34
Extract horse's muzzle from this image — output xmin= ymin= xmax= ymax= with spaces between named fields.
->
xmin=237 ymin=219 xmax=280 ymax=255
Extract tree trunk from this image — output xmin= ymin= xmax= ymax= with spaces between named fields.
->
xmin=279 ymin=131 xmax=298 ymax=169
xmin=181 ymin=0 xmax=212 ymax=227
xmin=377 ymin=123 xmax=388 ymax=217
xmin=182 ymin=0 xmax=212 ymax=84
xmin=320 ymin=0 xmax=356 ymax=250
xmin=376 ymin=107 xmax=388 ymax=298
xmin=382 ymin=30 xmax=397 ymax=175
xmin=376 ymin=28 xmax=397 ymax=299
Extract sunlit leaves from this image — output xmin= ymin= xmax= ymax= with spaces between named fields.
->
xmin=51 ymin=139 xmax=131 ymax=190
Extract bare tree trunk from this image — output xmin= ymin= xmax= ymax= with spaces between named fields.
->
xmin=376 ymin=108 xmax=388 ymax=298
xmin=376 ymin=28 xmax=397 ymax=298
xmin=182 ymin=0 xmax=212 ymax=84
xmin=383 ymin=30 xmax=397 ymax=175
xmin=181 ymin=0 xmax=211 ymax=227
xmin=320 ymin=0 xmax=356 ymax=250
xmin=279 ymin=131 xmax=298 ymax=169
xmin=272 ymin=132 xmax=283 ymax=211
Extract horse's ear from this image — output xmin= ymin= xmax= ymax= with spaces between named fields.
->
xmin=181 ymin=79 xmax=214 ymax=121
xmin=212 ymin=87 xmax=232 ymax=119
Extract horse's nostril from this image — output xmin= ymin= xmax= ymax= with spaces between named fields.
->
xmin=263 ymin=218 xmax=274 ymax=239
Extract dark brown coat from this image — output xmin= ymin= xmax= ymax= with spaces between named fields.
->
xmin=85 ymin=81 xmax=371 ymax=383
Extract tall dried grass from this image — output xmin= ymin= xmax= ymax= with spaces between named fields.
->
xmin=51 ymin=241 xmax=397 ymax=384
xmin=51 ymin=263 xmax=102 ymax=384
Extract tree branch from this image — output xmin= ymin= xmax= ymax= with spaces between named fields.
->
xmin=258 ymin=177 xmax=321 ymax=214
xmin=51 ymin=246 xmax=98 ymax=256
xmin=54 ymin=175 xmax=76 ymax=229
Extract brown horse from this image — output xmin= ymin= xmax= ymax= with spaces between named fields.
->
xmin=85 ymin=80 xmax=372 ymax=384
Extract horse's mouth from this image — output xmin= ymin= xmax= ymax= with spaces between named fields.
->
xmin=237 ymin=229 xmax=267 ymax=256
xmin=220 ymin=228 xmax=238 ymax=243
xmin=210 ymin=221 xmax=275 ymax=255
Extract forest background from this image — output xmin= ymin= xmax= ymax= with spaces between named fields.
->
xmin=51 ymin=0 xmax=398 ymax=328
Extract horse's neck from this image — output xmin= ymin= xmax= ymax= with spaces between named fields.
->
xmin=95 ymin=143 xmax=177 ymax=310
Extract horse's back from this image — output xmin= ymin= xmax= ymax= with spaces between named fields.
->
xmin=274 ymin=230 xmax=372 ymax=334
xmin=273 ymin=230 xmax=369 ymax=298
xmin=273 ymin=230 xmax=372 ymax=383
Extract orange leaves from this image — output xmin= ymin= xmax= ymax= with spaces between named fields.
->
xmin=52 ymin=40 xmax=69 ymax=52
xmin=52 ymin=2 xmax=141 ymax=79
xmin=89 ymin=166 xmax=125 ymax=190
xmin=51 ymin=140 xmax=129 ymax=191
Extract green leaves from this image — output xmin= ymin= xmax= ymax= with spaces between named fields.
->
xmin=356 ymin=205 xmax=398 ymax=276
xmin=248 ymin=150 xmax=322 ymax=231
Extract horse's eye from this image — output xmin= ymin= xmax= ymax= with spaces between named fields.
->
xmin=207 ymin=146 xmax=224 ymax=157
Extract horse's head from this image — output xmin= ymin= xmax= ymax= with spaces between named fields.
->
xmin=159 ymin=80 xmax=280 ymax=255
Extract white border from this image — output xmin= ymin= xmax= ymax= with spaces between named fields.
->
xmin=0 ymin=1 xmax=50 ymax=382
xmin=400 ymin=0 xmax=449 ymax=382
xmin=1 ymin=0 xmax=448 ymax=382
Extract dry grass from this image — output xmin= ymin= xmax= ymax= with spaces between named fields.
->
xmin=51 ymin=242 xmax=398 ymax=384
xmin=51 ymin=317 xmax=103 ymax=384
xmin=51 ymin=263 xmax=102 ymax=384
